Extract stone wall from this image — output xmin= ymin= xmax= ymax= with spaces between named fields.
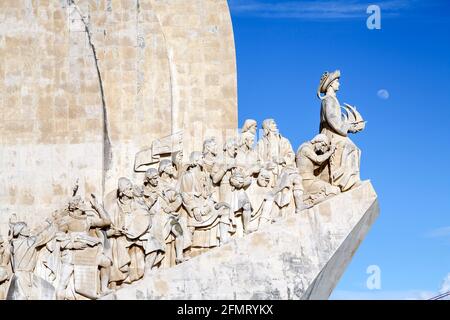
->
xmin=0 ymin=0 xmax=237 ymax=233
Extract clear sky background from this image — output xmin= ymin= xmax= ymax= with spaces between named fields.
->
xmin=228 ymin=0 xmax=450 ymax=299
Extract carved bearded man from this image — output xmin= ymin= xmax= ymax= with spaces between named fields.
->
xmin=158 ymin=159 xmax=178 ymax=190
xmin=257 ymin=119 xmax=295 ymax=186
xmin=318 ymin=70 xmax=364 ymax=191
xmin=104 ymin=178 xmax=150 ymax=287
xmin=202 ymin=137 xmax=220 ymax=202
xmin=236 ymin=131 xmax=260 ymax=178
xmin=238 ymin=119 xmax=257 ymax=150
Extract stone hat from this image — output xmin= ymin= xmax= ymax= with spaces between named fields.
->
xmin=318 ymin=70 xmax=340 ymax=95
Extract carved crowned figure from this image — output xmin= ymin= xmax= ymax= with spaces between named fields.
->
xmin=318 ymin=70 xmax=365 ymax=191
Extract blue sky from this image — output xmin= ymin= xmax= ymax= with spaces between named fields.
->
xmin=228 ymin=0 xmax=450 ymax=299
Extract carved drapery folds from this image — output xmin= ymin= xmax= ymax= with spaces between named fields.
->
xmin=0 ymin=71 xmax=365 ymax=299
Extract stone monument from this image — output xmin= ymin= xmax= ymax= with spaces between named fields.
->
xmin=0 ymin=1 xmax=378 ymax=300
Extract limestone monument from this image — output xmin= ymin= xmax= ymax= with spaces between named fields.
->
xmin=0 ymin=0 xmax=378 ymax=300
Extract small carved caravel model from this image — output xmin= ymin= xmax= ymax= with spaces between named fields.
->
xmin=1 ymin=70 xmax=366 ymax=299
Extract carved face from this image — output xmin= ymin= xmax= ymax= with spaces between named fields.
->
xmin=148 ymin=176 xmax=159 ymax=187
xmin=248 ymin=124 xmax=257 ymax=135
xmin=269 ymin=120 xmax=277 ymax=133
xmin=205 ymin=141 xmax=217 ymax=156
xmin=227 ymin=143 xmax=237 ymax=157
xmin=257 ymin=173 xmax=271 ymax=187
xmin=68 ymin=196 xmax=83 ymax=212
xmin=263 ymin=119 xmax=278 ymax=135
xmin=164 ymin=164 xmax=175 ymax=176
xmin=190 ymin=152 xmax=204 ymax=168
xmin=119 ymin=182 xmax=134 ymax=198
xmin=175 ymin=151 xmax=183 ymax=165
xmin=314 ymin=141 xmax=329 ymax=154
xmin=330 ymin=79 xmax=340 ymax=92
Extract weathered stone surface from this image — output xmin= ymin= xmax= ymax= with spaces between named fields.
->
xmin=105 ymin=180 xmax=379 ymax=300
xmin=0 ymin=0 xmax=237 ymax=233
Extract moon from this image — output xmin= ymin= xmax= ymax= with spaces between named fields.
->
xmin=377 ymin=89 xmax=390 ymax=100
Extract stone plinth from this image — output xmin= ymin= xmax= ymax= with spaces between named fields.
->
xmin=105 ymin=181 xmax=379 ymax=300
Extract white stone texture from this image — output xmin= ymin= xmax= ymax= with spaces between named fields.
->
xmin=105 ymin=180 xmax=379 ymax=300
xmin=0 ymin=0 xmax=238 ymax=227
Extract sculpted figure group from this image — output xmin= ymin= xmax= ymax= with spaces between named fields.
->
xmin=0 ymin=70 xmax=366 ymax=300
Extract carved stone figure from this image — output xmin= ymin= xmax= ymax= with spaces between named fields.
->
xmin=55 ymin=194 xmax=112 ymax=300
xmin=237 ymin=131 xmax=260 ymax=177
xmin=229 ymin=169 xmax=253 ymax=235
xmin=296 ymin=134 xmax=341 ymax=206
xmin=318 ymin=70 xmax=365 ymax=191
xmin=272 ymin=164 xmax=305 ymax=217
xmin=239 ymin=119 xmax=257 ymax=149
xmin=202 ymin=137 xmax=220 ymax=202
xmin=142 ymin=168 xmax=188 ymax=270
xmin=257 ymin=119 xmax=295 ymax=185
xmin=247 ymin=168 xmax=277 ymax=229
xmin=179 ymin=152 xmax=233 ymax=254
xmin=0 ymin=236 xmax=11 ymax=300
xmin=241 ymin=119 xmax=257 ymax=136
xmin=7 ymin=218 xmax=56 ymax=300
xmin=212 ymin=138 xmax=239 ymax=204
xmin=171 ymin=150 xmax=184 ymax=179
xmin=158 ymin=159 xmax=178 ymax=189
xmin=104 ymin=178 xmax=150 ymax=288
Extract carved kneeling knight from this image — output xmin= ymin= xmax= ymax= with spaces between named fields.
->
xmin=297 ymin=134 xmax=341 ymax=206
